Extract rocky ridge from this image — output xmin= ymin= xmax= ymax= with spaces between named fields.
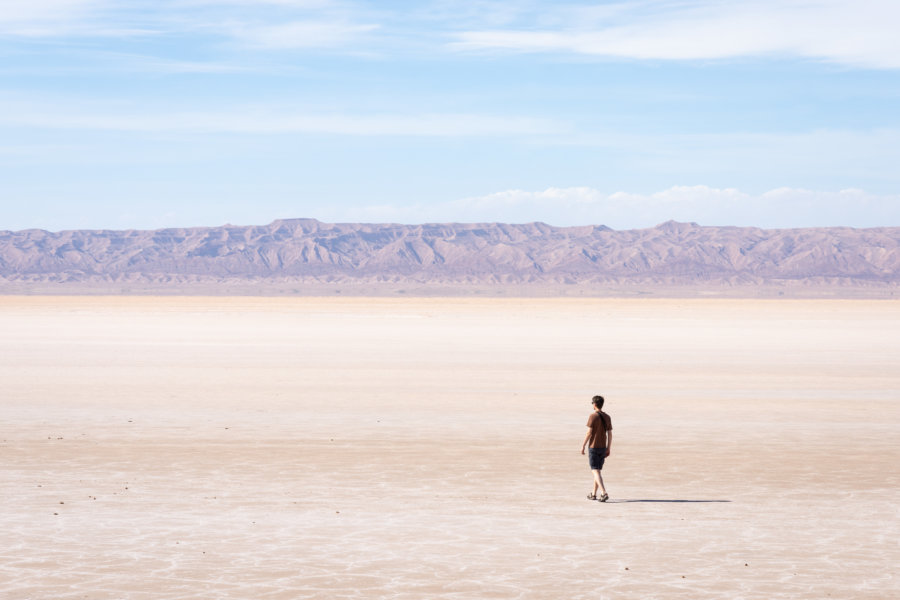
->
xmin=1 ymin=219 xmax=898 ymax=295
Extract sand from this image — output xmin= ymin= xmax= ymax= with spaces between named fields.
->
xmin=1 ymin=296 xmax=898 ymax=599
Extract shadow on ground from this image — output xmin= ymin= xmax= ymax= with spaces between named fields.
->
xmin=606 ymin=499 xmax=731 ymax=503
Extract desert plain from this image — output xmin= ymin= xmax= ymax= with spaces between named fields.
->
xmin=1 ymin=295 xmax=898 ymax=599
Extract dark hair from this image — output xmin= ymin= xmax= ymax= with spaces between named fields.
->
xmin=592 ymin=395 xmax=604 ymax=409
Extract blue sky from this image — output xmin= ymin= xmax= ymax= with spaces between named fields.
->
xmin=2 ymin=0 xmax=899 ymax=231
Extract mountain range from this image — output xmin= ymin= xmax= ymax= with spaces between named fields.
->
xmin=1 ymin=219 xmax=898 ymax=296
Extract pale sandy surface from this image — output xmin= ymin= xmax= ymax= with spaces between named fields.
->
xmin=1 ymin=296 xmax=898 ymax=599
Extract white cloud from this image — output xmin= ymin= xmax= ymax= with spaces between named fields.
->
xmin=9 ymin=0 xmax=899 ymax=68
xmin=0 ymin=0 xmax=98 ymax=25
xmin=361 ymin=185 xmax=900 ymax=229
xmin=453 ymin=0 xmax=900 ymax=69
xmin=0 ymin=0 xmax=158 ymax=37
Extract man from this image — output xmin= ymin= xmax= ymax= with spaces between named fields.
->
xmin=581 ymin=395 xmax=612 ymax=502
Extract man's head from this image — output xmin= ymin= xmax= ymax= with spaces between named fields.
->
xmin=592 ymin=395 xmax=604 ymax=410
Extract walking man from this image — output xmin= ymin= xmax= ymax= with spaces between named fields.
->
xmin=581 ymin=395 xmax=612 ymax=502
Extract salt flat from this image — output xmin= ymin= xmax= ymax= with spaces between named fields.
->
xmin=1 ymin=296 xmax=898 ymax=599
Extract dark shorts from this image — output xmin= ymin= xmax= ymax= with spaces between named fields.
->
xmin=588 ymin=447 xmax=607 ymax=471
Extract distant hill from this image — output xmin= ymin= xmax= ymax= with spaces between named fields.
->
xmin=1 ymin=219 xmax=898 ymax=296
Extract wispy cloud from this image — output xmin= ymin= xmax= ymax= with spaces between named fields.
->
xmin=0 ymin=0 xmax=159 ymax=37
xmin=0 ymin=0 xmax=99 ymax=27
xmin=0 ymin=99 xmax=565 ymax=136
xmin=226 ymin=20 xmax=379 ymax=49
xmin=452 ymin=0 xmax=900 ymax=69
xmin=86 ymin=51 xmax=253 ymax=73
xmin=182 ymin=0 xmax=339 ymax=6
xmin=9 ymin=0 xmax=900 ymax=68
xmin=0 ymin=0 xmax=379 ymax=50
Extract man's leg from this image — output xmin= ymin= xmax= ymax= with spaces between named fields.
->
xmin=593 ymin=469 xmax=606 ymax=496
xmin=587 ymin=470 xmax=599 ymax=499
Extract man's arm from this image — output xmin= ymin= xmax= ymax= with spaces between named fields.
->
xmin=581 ymin=426 xmax=592 ymax=454
xmin=605 ymin=430 xmax=612 ymax=457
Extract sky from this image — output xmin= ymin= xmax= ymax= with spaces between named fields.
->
xmin=2 ymin=0 xmax=900 ymax=231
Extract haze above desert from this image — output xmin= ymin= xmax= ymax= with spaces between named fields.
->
xmin=2 ymin=295 xmax=898 ymax=598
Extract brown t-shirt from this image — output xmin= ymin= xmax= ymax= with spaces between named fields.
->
xmin=586 ymin=411 xmax=612 ymax=448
